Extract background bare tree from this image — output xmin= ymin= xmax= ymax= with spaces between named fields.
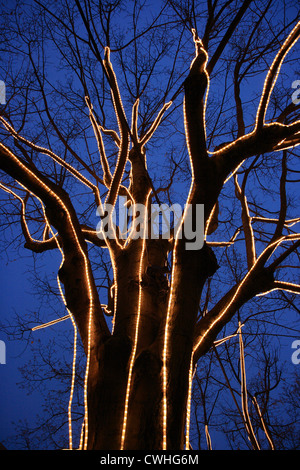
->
xmin=0 ymin=0 xmax=299 ymax=450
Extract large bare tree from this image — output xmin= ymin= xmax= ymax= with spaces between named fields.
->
xmin=0 ymin=0 xmax=299 ymax=450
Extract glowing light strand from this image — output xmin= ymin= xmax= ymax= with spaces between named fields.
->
xmin=0 ymin=116 xmax=102 ymax=209
xmin=32 ymin=314 xmax=70 ymax=331
xmin=239 ymin=321 xmax=260 ymax=449
xmin=206 ymin=21 xmax=300 ymax=157
xmin=120 ymin=190 xmax=152 ymax=450
xmin=163 ymin=30 xmax=210 ymax=450
xmin=255 ymin=20 xmax=300 ymax=131
xmin=182 ymin=23 xmax=300 ymax=450
xmin=1 ymin=180 xmax=78 ymax=450
xmin=256 ymin=280 xmax=300 ymax=296
xmin=15 ymin=179 xmax=79 ymax=451
xmin=40 ymin=203 xmax=78 ymax=451
xmin=185 ymin=356 xmax=194 ymax=450
xmin=192 ymin=235 xmax=300 ymax=361
xmin=252 ymin=395 xmax=275 ymax=450
xmin=0 ymin=143 xmax=94 ymax=450
xmin=184 ymin=237 xmax=300 ymax=448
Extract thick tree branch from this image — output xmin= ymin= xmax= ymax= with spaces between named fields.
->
xmin=0 ymin=142 xmax=110 ymax=351
xmin=214 ymin=121 xmax=300 ymax=181
xmin=102 ymin=47 xmax=130 ymax=208
xmin=255 ymin=20 xmax=300 ymax=131
xmin=193 ymin=231 xmax=300 ymax=362
xmin=0 ymin=115 xmax=102 ymax=207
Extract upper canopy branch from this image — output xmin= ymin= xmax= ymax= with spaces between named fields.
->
xmin=255 ymin=20 xmax=300 ymax=131
xmin=102 ymin=47 xmax=130 ymax=208
xmin=209 ymin=20 xmax=300 ymax=181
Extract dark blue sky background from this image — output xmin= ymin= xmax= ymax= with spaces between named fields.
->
xmin=0 ymin=255 xmax=45 ymax=445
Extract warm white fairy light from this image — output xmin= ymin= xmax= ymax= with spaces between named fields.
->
xmin=184 ymin=355 xmax=194 ymax=450
xmin=16 ymin=180 xmax=79 ymax=451
xmin=239 ymin=321 xmax=260 ymax=449
xmin=206 ymin=21 xmax=300 ymax=158
xmin=32 ymin=314 xmax=70 ymax=330
xmin=0 ymin=142 xmax=94 ymax=450
xmin=252 ymin=395 xmax=275 ymax=450
xmin=256 ymin=280 xmax=300 ymax=296
xmin=223 ymin=160 xmax=245 ymax=184
xmin=85 ymin=96 xmax=113 ymax=189
xmin=140 ymin=101 xmax=172 ymax=147
xmin=120 ymin=190 xmax=152 ymax=450
xmin=131 ymin=98 xmax=140 ymax=143
xmin=255 ymin=20 xmax=300 ymax=131
xmin=162 ymin=28 xmax=210 ymax=449
xmin=1 ymin=179 xmax=79 ymax=450
xmin=252 ymin=216 xmax=300 ymax=228
xmin=42 ymin=207 xmax=78 ymax=451
xmin=190 ymin=30 xmax=210 ymax=146
xmin=0 ymin=116 xmax=102 ymax=209
xmin=204 ymin=203 xmax=216 ymax=239
xmin=103 ymin=47 xmax=130 ymax=210
xmin=193 ymin=234 xmax=300 ymax=358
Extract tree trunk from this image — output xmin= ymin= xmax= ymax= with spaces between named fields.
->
xmin=84 ymin=234 xmax=219 ymax=450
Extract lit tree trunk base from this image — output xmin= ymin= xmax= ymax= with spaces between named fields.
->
xmin=86 ymin=243 xmax=219 ymax=450
xmin=87 ymin=339 xmax=184 ymax=450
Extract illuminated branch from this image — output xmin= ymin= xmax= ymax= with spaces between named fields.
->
xmin=267 ymin=238 xmax=300 ymax=271
xmin=257 ymin=280 xmax=300 ymax=295
xmin=85 ymin=96 xmax=112 ymax=188
xmin=81 ymin=224 xmax=107 ymax=247
xmin=99 ymin=126 xmax=121 ymax=147
xmin=140 ymin=101 xmax=172 ymax=147
xmin=0 ymin=182 xmax=59 ymax=253
xmin=0 ymin=115 xmax=102 ymax=208
xmin=239 ymin=322 xmax=260 ymax=450
xmin=193 ymin=234 xmax=300 ymax=362
xmin=209 ymin=21 xmax=300 ymax=182
xmin=252 ymin=396 xmax=275 ymax=450
xmin=103 ymin=47 xmax=130 ymax=208
xmin=0 ymin=142 xmax=110 ymax=346
xmin=32 ymin=314 xmax=71 ymax=331
xmin=214 ymin=121 xmax=300 ymax=181
xmin=33 ymin=197 xmax=78 ymax=450
xmin=255 ymin=20 xmax=300 ymax=131
xmin=120 ymin=190 xmax=152 ymax=449
xmin=273 ymin=132 xmax=300 ymax=152
xmin=131 ymin=98 xmax=139 ymax=143
xmin=0 ymin=114 xmax=130 ymax=250
xmin=251 ymin=216 xmax=300 ymax=228
xmin=85 ymin=96 xmax=133 ymax=202
xmin=183 ymin=29 xmax=209 ymax=177
xmin=232 ymin=0 xmax=273 ymax=137
xmin=0 ymin=141 xmax=114 ymax=449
